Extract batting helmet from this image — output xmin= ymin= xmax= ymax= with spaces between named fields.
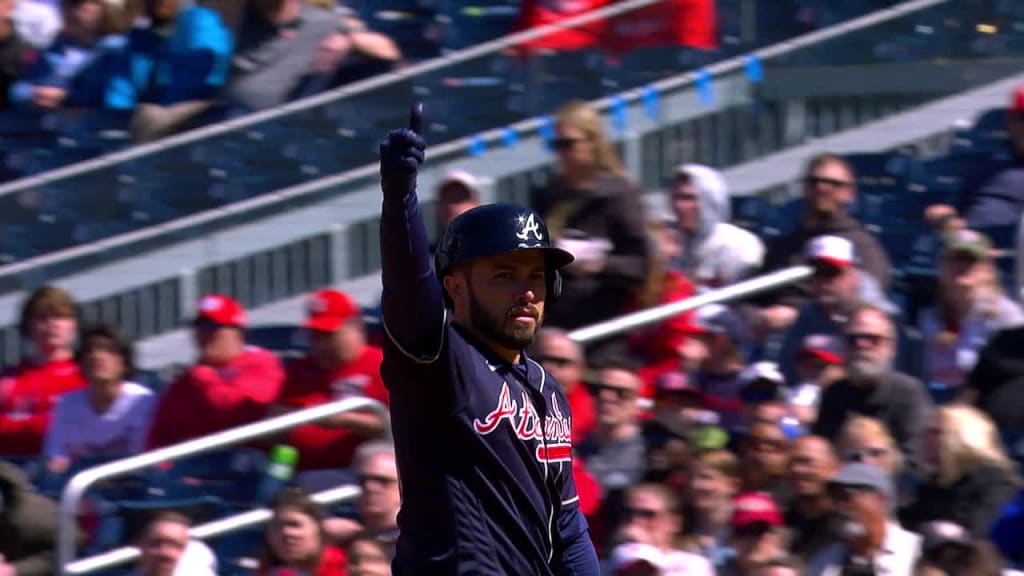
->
xmin=435 ymin=203 xmax=575 ymax=302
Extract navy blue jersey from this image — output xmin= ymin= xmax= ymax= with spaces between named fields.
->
xmin=380 ymin=191 xmax=599 ymax=575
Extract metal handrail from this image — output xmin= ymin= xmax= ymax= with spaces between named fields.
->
xmin=64 ymin=484 xmax=361 ymax=575
xmin=57 ymin=397 xmax=388 ymax=574
xmin=569 ymin=265 xmax=813 ymax=343
xmin=0 ymin=0 xmax=951 ymax=278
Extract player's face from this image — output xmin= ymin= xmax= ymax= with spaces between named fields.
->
xmin=463 ymin=250 xmax=547 ymax=353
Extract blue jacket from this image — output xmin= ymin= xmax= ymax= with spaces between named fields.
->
xmin=9 ymin=34 xmax=126 ymax=108
xmin=379 ymin=189 xmax=600 ymax=575
xmin=106 ymin=6 xmax=232 ymax=108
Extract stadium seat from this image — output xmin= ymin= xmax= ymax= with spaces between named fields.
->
xmin=148 ymin=448 xmax=268 ymax=507
xmin=87 ymin=495 xmax=228 ymax=552
xmin=440 ymin=1 xmax=521 ymax=50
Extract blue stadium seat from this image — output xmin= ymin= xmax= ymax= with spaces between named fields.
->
xmin=440 ymin=1 xmax=520 ymax=50
xmin=87 ymin=495 xmax=228 ymax=551
xmin=148 ymin=448 xmax=268 ymax=506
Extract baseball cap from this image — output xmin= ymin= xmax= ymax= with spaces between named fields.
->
xmin=806 ymin=235 xmax=857 ymax=268
xmin=684 ymin=303 xmax=746 ymax=342
xmin=194 ymin=295 xmax=246 ymax=328
xmin=730 ymin=492 xmax=783 ymax=528
xmin=438 ymin=170 xmax=480 ymax=202
xmin=919 ymin=521 xmax=973 ymax=555
xmin=944 ymin=229 xmax=992 ymax=260
xmin=828 ymin=462 xmax=894 ymax=501
xmin=739 ymin=361 xmax=787 ymax=403
xmin=611 ymin=543 xmax=665 ymax=572
xmin=655 ymin=371 xmax=702 ymax=399
xmin=305 ymin=289 xmax=359 ymax=332
xmin=799 ymin=333 xmax=844 ymax=364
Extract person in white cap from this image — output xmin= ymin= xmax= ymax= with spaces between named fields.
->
xmin=666 ymin=164 xmax=765 ymax=289
xmin=772 ymin=234 xmax=893 ymax=384
xmin=435 ymin=169 xmax=481 ymax=229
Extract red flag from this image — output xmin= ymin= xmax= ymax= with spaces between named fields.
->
xmin=515 ymin=0 xmax=613 ymax=52
xmin=605 ymin=0 xmax=718 ymax=54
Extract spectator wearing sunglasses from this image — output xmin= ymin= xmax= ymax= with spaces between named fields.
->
xmin=812 ymin=304 xmax=934 ymax=479
xmin=578 ymin=358 xmax=645 ymax=494
xmin=773 ymin=235 xmax=893 ymax=385
xmin=739 ymin=419 xmax=794 ymax=509
xmin=323 ymin=441 xmax=400 ymax=547
xmin=755 ymin=153 xmax=892 ymax=335
xmin=720 ymin=493 xmax=789 ymax=576
xmin=532 ymin=100 xmax=652 ymax=345
xmin=807 ymin=463 xmax=921 ymax=576
xmin=613 ymin=484 xmax=714 ymax=576
xmin=533 ymin=327 xmax=596 ymax=444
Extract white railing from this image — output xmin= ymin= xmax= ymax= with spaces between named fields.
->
xmin=569 ymin=265 xmax=813 ymax=343
xmin=64 ymin=484 xmax=361 ymax=575
xmin=58 ymin=397 xmax=388 ymax=575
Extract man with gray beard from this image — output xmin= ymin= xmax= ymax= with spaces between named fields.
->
xmin=811 ymin=304 xmax=933 ymax=478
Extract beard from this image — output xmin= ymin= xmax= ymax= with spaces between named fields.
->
xmin=467 ymin=287 xmax=543 ymax=352
xmin=846 ymin=355 xmax=891 ymax=383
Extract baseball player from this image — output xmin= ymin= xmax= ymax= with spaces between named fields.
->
xmin=377 ymin=105 xmax=600 ymax=575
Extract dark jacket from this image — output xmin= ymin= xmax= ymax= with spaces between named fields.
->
xmin=533 ymin=172 xmax=652 ymax=331
xmin=966 ymin=326 xmax=1024 ymax=433
xmin=0 ymin=460 xmax=58 ymax=576
xmin=812 ymin=371 xmax=934 ymax=478
xmin=758 ymin=211 xmax=892 ymax=308
xmin=900 ymin=463 xmax=1019 ymax=538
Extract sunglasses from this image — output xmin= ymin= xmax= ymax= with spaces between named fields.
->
xmin=748 ymin=436 xmax=787 ymax=453
xmin=845 ymin=332 xmax=890 ymax=347
xmin=536 ymin=355 xmax=575 ymax=368
xmin=359 ymin=474 xmax=398 ymax=488
xmin=552 ymin=137 xmax=582 ymax=151
xmin=844 ymin=447 xmax=889 ymax=462
xmin=591 ymin=383 xmax=637 ymax=400
xmin=811 ymin=264 xmax=845 ymax=280
xmin=623 ymin=507 xmax=661 ymax=521
xmin=805 ymin=175 xmax=853 ymax=189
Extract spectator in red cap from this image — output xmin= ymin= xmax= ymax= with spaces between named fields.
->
xmin=787 ymin=334 xmax=845 ymax=426
xmin=271 ymin=289 xmax=389 ymax=472
xmin=533 ymin=328 xmax=596 ymax=444
xmin=721 ymin=493 xmax=788 ymax=576
xmin=0 ymin=285 xmax=85 ymax=455
xmin=926 ymin=84 xmax=1024 ymax=230
xmin=148 ymin=295 xmax=285 ymax=448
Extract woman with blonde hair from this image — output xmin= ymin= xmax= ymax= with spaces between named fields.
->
xmin=901 ymin=405 xmax=1020 ymax=538
xmin=532 ymin=99 xmax=653 ymax=334
xmin=836 ymin=415 xmax=905 ymax=477
xmin=918 ymin=229 xmax=1024 ymax=390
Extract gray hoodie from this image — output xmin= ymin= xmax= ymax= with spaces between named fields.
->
xmin=670 ymin=164 xmax=765 ymax=288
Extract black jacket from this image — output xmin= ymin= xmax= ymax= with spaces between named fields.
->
xmin=966 ymin=325 xmax=1024 ymax=434
xmin=900 ymin=464 xmax=1019 ymax=538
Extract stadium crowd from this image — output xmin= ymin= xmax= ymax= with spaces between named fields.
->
xmin=0 ymin=86 xmax=1023 ymax=576
xmin=0 ymin=0 xmax=402 ymax=142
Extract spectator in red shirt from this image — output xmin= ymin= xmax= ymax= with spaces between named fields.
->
xmin=532 ymin=327 xmax=595 ymax=444
xmin=259 ymin=486 xmax=347 ymax=576
xmin=0 ymin=285 xmax=85 ymax=455
xmin=148 ymin=295 xmax=285 ymax=448
xmin=271 ymin=289 xmax=389 ymax=471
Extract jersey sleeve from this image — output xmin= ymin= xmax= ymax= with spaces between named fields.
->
xmin=379 ymin=184 xmax=447 ymax=364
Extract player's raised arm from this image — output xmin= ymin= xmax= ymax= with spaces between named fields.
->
xmin=378 ymin=104 xmax=446 ymax=361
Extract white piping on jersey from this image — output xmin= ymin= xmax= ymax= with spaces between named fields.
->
xmin=561 ymin=496 xmax=579 ymax=506
xmin=528 ymin=358 xmax=556 ymax=565
xmin=381 ymin=308 xmax=447 ymax=364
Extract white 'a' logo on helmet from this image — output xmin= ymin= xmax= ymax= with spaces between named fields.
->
xmin=515 ymin=213 xmax=544 ymax=242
